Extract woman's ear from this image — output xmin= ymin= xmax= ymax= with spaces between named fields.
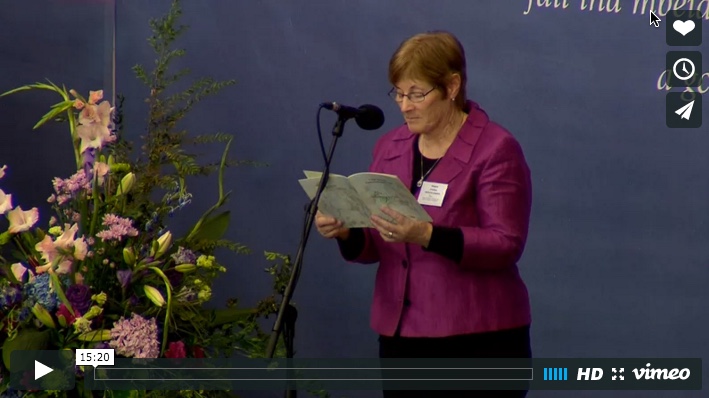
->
xmin=447 ymin=73 xmax=462 ymax=100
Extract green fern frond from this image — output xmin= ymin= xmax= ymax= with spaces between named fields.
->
xmin=192 ymin=132 xmax=233 ymax=144
xmin=155 ymin=175 xmax=179 ymax=190
xmin=193 ymin=239 xmax=250 ymax=255
xmin=132 ymin=64 xmax=150 ymax=86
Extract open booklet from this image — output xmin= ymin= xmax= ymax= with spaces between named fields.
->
xmin=298 ymin=170 xmax=433 ymax=228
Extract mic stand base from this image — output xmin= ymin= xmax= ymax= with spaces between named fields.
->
xmin=283 ymin=304 xmax=297 ymax=398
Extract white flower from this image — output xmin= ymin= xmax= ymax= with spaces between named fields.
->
xmin=88 ymin=90 xmax=103 ymax=104
xmin=55 ymin=223 xmax=88 ymax=260
xmin=34 ymin=223 xmax=87 ymax=274
xmin=54 ymin=223 xmax=79 ymax=248
xmin=7 ymin=206 xmax=39 ymax=233
xmin=11 ymin=262 xmax=31 ymax=282
xmin=0 ymin=165 xmax=6 ymax=179
xmin=0 ymin=189 xmax=12 ymax=215
xmin=76 ymin=101 xmax=114 ymax=154
xmin=93 ymin=161 xmax=110 ymax=186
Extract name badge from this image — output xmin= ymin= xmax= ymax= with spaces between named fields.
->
xmin=417 ymin=181 xmax=448 ymax=207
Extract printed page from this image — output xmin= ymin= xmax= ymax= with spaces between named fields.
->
xmin=302 ymin=170 xmax=331 ymax=179
xmin=347 ymin=172 xmax=432 ymax=224
xmin=304 ymin=170 xmax=352 ymax=182
xmin=298 ymin=175 xmax=372 ymax=228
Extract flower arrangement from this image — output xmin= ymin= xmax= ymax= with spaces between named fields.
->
xmin=0 ymin=1 xmax=302 ymax=397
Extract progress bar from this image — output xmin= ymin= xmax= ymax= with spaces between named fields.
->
xmin=93 ymin=367 xmax=534 ymax=381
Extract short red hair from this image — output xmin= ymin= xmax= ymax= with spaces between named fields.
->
xmin=388 ymin=31 xmax=468 ymax=110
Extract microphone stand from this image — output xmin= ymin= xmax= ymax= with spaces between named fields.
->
xmin=265 ymin=114 xmax=347 ymax=398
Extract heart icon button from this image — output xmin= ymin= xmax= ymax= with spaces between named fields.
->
xmin=673 ymin=20 xmax=696 ymax=36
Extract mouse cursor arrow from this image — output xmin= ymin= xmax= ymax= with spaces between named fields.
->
xmin=650 ymin=11 xmax=661 ymax=27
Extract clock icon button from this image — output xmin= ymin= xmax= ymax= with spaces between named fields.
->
xmin=673 ymin=58 xmax=695 ymax=81
xmin=667 ymin=51 xmax=702 ymax=88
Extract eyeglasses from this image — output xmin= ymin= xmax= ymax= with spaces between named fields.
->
xmin=388 ymin=87 xmax=436 ymax=103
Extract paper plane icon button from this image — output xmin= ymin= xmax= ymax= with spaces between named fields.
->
xmin=666 ymin=92 xmax=702 ymax=128
xmin=675 ymin=100 xmax=694 ymax=120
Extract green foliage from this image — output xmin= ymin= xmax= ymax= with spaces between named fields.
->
xmin=2 ymin=329 xmax=52 ymax=370
xmin=130 ymin=0 xmax=238 ymax=223
xmin=0 ymin=0 xmax=330 ymax=397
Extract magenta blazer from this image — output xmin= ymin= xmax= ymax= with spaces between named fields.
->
xmin=341 ymin=101 xmax=532 ymax=337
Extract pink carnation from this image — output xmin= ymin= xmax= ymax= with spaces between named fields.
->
xmin=95 ymin=214 xmax=139 ymax=242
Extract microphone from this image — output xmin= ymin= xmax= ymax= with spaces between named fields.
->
xmin=321 ymin=102 xmax=385 ymax=130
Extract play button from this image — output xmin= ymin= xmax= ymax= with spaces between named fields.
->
xmin=35 ymin=360 xmax=54 ymax=380
xmin=8 ymin=350 xmax=75 ymax=390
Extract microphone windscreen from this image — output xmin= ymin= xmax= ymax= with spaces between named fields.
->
xmin=355 ymin=104 xmax=385 ymax=130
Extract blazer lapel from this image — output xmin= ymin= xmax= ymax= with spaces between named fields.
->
xmin=379 ymin=102 xmax=489 ymax=187
xmin=426 ymin=103 xmax=488 ymax=184
xmin=428 ymin=152 xmax=463 ymax=185
xmin=380 ymin=128 xmax=416 ymax=190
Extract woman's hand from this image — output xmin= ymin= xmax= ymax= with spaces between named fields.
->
xmin=371 ymin=206 xmax=432 ymax=247
xmin=315 ymin=211 xmax=350 ymax=240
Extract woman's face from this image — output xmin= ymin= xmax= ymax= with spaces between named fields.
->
xmin=392 ymin=79 xmax=453 ymax=135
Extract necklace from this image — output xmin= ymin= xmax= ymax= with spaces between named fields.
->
xmin=417 ymin=154 xmax=442 ymax=188
xmin=416 ymin=112 xmax=465 ymax=188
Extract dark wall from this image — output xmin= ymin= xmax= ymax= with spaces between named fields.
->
xmin=2 ymin=1 xmax=708 ymax=397
xmin=0 ymin=0 xmax=113 ymax=218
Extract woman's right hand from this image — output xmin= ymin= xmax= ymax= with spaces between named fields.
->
xmin=315 ymin=211 xmax=350 ymax=240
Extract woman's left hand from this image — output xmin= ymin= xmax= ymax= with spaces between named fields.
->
xmin=371 ymin=206 xmax=432 ymax=247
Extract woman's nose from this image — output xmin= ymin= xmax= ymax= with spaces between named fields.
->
xmin=399 ymin=97 xmax=414 ymax=112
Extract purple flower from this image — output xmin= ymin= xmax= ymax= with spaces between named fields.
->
xmin=0 ymin=285 xmax=22 ymax=309
xmin=18 ymin=307 xmax=31 ymax=322
xmin=109 ymin=313 xmax=160 ymax=358
xmin=83 ymin=148 xmax=96 ymax=178
xmin=66 ymin=284 xmax=92 ymax=316
xmin=116 ymin=269 xmax=132 ymax=289
xmin=51 ymin=170 xmax=91 ymax=205
xmin=0 ymin=388 xmax=24 ymax=398
xmin=171 ymin=246 xmax=196 ymax=265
